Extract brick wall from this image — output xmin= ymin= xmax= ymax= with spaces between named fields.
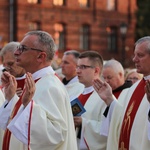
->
xmin=0 ymin=0 xmax=137 ymax=67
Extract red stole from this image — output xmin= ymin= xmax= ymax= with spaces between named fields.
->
xmin=78 ymin=92 xmax=93 ymax=106
xmin=118 ymin=79 xmax=146 ymax=150
xmin=2 ymin=78 xmax=40 ymax=150
xmin=77 ymin=91 xmax=93 ymax=150
xmin=2 ymin=93 xmax=24 ymax=150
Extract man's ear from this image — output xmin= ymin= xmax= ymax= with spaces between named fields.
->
xmin=37 ymin=55 xmax=41 ymax=59
xmin=94 ymin=67 xmax=100 ymax=74
xmin=37 ymin=52 xmax=47 ymax=62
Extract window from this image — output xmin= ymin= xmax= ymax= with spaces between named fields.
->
xmin=80 ymin=25 xmax=90 ymax=50
xmin=107 ymin=0 xmax=117 ymax=11
xmin=28 ymin=22 xmax=41 ymax=30
xmin=78 ymin=0 xmax=89 ymax=8
xmin=53 ymin=0 xmax=65 ymax=6
xmin=27 ymin=0 xmax=41 ymax=4
xmin=106 ymin=26 xmax=118 ymax=53
xmin=54 ymin=23 xmax=66 ymax=50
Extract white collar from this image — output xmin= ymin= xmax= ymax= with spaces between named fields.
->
xmin=67 ymin=76 xmax=79 ymax=84
xmin=82 ymin=86 xmax=94 ymax=95
xmin=16 ymin=74 xmax=26 ymax=80
xmin=32 ymin=66 xmax=55 ymax=80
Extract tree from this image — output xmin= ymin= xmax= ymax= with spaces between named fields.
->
xmin=136 ymin=0 xmax=150 ymax=40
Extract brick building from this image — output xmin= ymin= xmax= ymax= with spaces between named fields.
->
xmin=0 ymin=0 xmax=137 ymax=67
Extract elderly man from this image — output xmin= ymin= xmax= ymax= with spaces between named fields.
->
xmin=93 ymin=36 xmax=150 ymax=150
xmin=0 ymin=41 xmax=26 ymax=96
xmin=102 ymin=59 xmax=132 ymax=98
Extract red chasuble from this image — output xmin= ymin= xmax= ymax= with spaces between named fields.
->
xmin=2 ymin=78 xmax=40 ymax=150
xmin=118 ymin=79 xmax=146 ymax=150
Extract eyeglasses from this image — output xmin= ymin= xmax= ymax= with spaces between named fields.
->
xmin=76 ymin=65 xmax=94 ymax=70
xmin=17 ymin=45 xmax=43 ymax=54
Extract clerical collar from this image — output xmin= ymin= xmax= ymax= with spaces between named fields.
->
xmin=16 ymin=74 xmax=26 ymax=80
xmin=82 ymin=86 xmax=94 ymax=95
xmin=113 ymin=80 xmax=132 ymax=93
xmin=32 ymin=66 xmax=55 ymax=80
xmin=62 ymin=78 xmax=71 ymax=85
xmin=62 ymin=76 xmax=79 ymax=85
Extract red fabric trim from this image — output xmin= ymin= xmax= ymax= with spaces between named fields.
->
xmin=118 ymin=79 xmax=145 ymax=150
xmin=2 ymin=95 xmax=23 ymax=150
xmin=78 ymin=92 xmax=93 ymax=106
xmin=28 ymin=100 xmax=34 ymax=150
xmin=2 ymin=129 xmax=11 ymax=150
xmin=54 ymin=73 xmax=62 ymax=81
xmin=78 ymin=91 xmax=93 ymax=149
xmin=84 ymin=137 xmax=90 ymax=150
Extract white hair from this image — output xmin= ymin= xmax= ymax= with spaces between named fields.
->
xmin=103 ymin=59 xmax=124 ymax=75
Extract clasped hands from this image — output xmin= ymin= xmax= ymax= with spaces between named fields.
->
xmin=1 ymin=72 xmax=35 ymax=107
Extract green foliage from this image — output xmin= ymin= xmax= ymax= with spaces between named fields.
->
xmin=136 ymin=0 xmax=150 ymax=40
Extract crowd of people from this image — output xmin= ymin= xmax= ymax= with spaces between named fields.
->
xmin=0 ymin=30 xmax=150 ymax=150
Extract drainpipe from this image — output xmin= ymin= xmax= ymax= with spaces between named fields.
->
xmin=9 ymin=0 xmax=16 ymax=41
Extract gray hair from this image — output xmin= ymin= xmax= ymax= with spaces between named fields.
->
xmin=135 ymin=36 xmax=150 ymax=53
xmin=25 ymin=31 xmax=56 ymax=60
xmin=104 ymin=59 xmax=124 ymax=75
xmin=64 ymin=50 xmax=80 ymax=64
xmin=0 ymin=41 xmax=20 ymax=57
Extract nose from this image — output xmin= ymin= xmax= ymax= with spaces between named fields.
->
xmin=76 ymin=67 xmax=81 ymax=74
xmin=104 ymin=78 xmax=109 ymax=83
xmin=132 ymin=55 xmax=137 ymax=62
xmin=14 ymin=48 xmax=20 ymax=56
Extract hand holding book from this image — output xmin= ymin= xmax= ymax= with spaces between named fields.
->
xmin=71 ymin=98 xmax=86 ymax=116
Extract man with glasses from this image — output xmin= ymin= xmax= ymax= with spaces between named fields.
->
xmin=0 ymin=31 xmax=78 ymax=150
xmin=102 ymin=59 xmax=132 ymax=98
xmin=74 ymin=51 xmax=107 ymax=150
xmin=0 ymin=42 xmax=26 ymax=97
